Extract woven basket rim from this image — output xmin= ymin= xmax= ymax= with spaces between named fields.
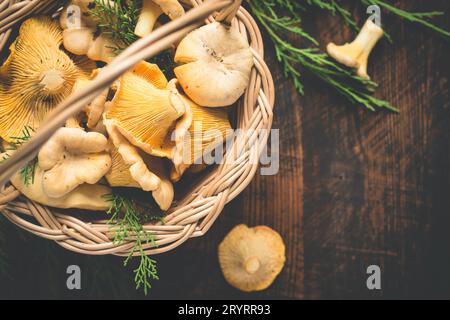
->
xmin=0 ymin=0 xmax=275 ymax=256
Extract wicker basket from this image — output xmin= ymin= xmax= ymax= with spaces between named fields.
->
xmin=0 ymin=0 xmax=274 ymax=256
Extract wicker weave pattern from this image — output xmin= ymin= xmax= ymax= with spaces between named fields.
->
xmin=0 ymin=0 xmax=274 ymax=256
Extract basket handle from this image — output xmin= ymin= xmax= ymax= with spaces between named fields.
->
xmin=215 ymin=0 xmax=242 ymax=24
xmin=0 ymin=0 xmax=243 ymax=188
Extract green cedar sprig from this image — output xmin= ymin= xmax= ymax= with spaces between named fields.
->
xmin=104 ymin=193 xmax=160 ymax=295
xmin=1 ymin=126 xmax=38 ymax=186
xmin=89 ymin=0 xmax=175 ymax=75
xmin=250 ymin=0 xmax=398 ymax=111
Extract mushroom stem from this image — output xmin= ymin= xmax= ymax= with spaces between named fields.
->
xmin=40 ymin=69 xmax=65 ymax=93
xmin=135 ymin=0 xmax=163 ymax=37
xmin=327 ymin=19 xmax=383 ymax=79
xmin=245 ymin=256 xmax=261 ymax=274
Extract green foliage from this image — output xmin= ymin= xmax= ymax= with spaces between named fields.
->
xmin=361 ymin=0 xmax=450 ymax=37
xmin=306 ymin=0 xmax=359 ymax=31
xmin=249 ymin=0 xmax=398 ymax=111
xmin=104 ymin=193 xmax=160 ymax=295
xmin=90 ymin=0 xmax=141 ymax=48
xmin=1 ymin=126 xmax=37 ymax=186
xmin=249 ymin=0 xmax=449 ymax=112
xmin=89 ymin=0 xmax=175 ymax=75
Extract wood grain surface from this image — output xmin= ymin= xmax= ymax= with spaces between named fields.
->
xmin=0 ymin=0 xmax=449 ymax=300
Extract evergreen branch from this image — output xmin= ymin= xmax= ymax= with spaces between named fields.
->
xmin=250 ymin=0 xmax=398 ymax=111
xmin=90 ymin=0 xmax=141 ymax=48
xmin=361 ymin=0 xmax=450 ymax=37
xmin=89 ymin=0 xmax=175 ymax=75
xmin=307 ymin=0 xmax=359 ymax=31
xmin=1 ymin=126 xmax=38 ymax=186
xmin=105 ymin=193 xmax=159 ymax=295
xmin=19 ymin=158 xmax=38 ymax=186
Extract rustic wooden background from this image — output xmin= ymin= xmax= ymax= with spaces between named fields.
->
xmin=0 ymin=0 xmax=449 ymax=300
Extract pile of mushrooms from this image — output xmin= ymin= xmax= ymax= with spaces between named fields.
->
xmin=0 ymin=1 xmax=254 ymax=212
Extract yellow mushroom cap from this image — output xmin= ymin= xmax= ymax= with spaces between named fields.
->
xmin=105 ymin=121 xmax=174 ymax=211
xmin=131 ymin=61 xmax=168 ymax=89
xmin=106 ymin=142 xmax=141 ymax=189
xmin=170 ymin=87 xmax=232 ymax=181
xmin=0 ymin=16 xmax=95 ymax=142
xmin=105 ymin=62 xmax=185 ymax=158
xmin=218 ymin=225 xmax=286 ymax=292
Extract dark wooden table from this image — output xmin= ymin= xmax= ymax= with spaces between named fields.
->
xmin=0 ymin=0 xmax=449 ymax=300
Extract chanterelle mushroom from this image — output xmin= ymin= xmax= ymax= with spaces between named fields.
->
xmin=60 ymin=0 xmax=116 ymax=63
xmin=168 ymin=80 xmax=232 ymax=182
xmin=1 ymin=147 xmax=110 ymax=210
xmin=0 ymin=16 xmax=95 ymax=142
xmin=105 ymin=120 xmax=174 ymax=211
xmin=10 ymin=166 xmax=111 ymax=211
xmin=105 ymin=62 xmax=186 ymax=158
xmin=38 ymin=127 xmax=112 ymax=198
xmin=218 ymin=225 xmax=286 ymax=292
xmin=72 ymin=69 xmax=108 ymax=129
xmin=135 ymin=0 xmax=185 ymax=37
xmin=174 ymin=22 xmax=254 ymax=107
xmin=327 ymin=19 xmax=383 ymax=79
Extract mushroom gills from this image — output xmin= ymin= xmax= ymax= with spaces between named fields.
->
xmin=218 ymin=225 xmax=286 ymax=292
xmin=0 ymin=16 xmax=95 ymax=142
xmin=174 ymin=22 xmax=254 ymax=107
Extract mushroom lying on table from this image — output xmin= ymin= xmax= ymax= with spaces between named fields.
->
xmin=0 ymin=16 xmax=95 ymax=142
xmin=327 ymin=19 xmax=384 ymax=79
xmin=174 ymin=22 xmax=254 ymax=107
xmin=219 ymin=225 xmax=286 ymax=292
xmin=38 ymin=127 xmax=112 ymax=198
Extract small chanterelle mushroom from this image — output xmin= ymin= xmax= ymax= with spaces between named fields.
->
xmin=0 ymin=16 xmax=94 ymax=142
xmin=135 ymin=0 xmax=185 ymax=37
xmin=167 ymin=80 xmax=232 ymax=182
xmin=327 ymin=19 xmax=384 ymax=79
xmin=105 ymin=120 xmax=174 ymax=211
xmin=218 ymin=225 xmax=286 ymax=292
xmin=174 ymin=22 xmax=254 ymax=107
xmin=38 ymin=127 xmax=112 ymax=198
xmin=60 ymin=0 xmax=116 ymax=63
